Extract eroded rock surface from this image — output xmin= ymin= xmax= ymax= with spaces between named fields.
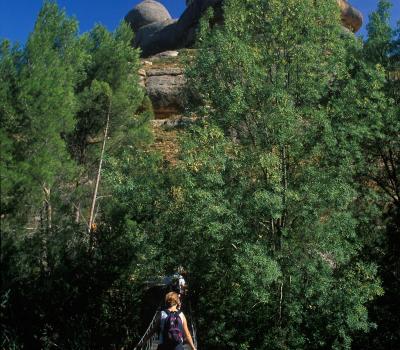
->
xmin=139 ymin=52 xmax=189 ymax=164
xmin=146 ymin=69 xmax=185 ymax=112
xmin=140 ymin=52 xmax=186 ymax=120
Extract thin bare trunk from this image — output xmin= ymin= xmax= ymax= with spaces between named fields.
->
xmin=88 ymin=99 xmax=112 ymax=234
xmin=75 ymin=202 xmax=81 ymax=223
xmin=279 ymin=281 xmax=284 ymax=324
xmin=40 ymin=206 xmax=49 ymax=273
xmin=43 ymin=185 xmax=52 ymax=230
xmin=38 ymin=185 xmax=52 ymax=273
xmin=281 ymin=145 xmax=288 ymax=229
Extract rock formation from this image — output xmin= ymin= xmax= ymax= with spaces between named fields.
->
xmin=338 ymin=0 xmax=363 ymax=32
xmin=125 ymin=0 xmax=222 ymax=57
xmin=125 ymin=0 xmax=172 ymax=32
xmin=126 ymin=0 xmax=363 ymax=58
xmin=138 ymin=51 xmax=192 ymax=164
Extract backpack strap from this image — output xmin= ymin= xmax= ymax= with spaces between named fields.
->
xmin=164 ymin=309 xmax=181 ymax=316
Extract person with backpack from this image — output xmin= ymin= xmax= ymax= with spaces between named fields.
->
xmin=136 ymin=292 xmax=196 ymax=350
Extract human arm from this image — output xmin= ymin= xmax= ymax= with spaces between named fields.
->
xmin=181 ymin=313 xmax=196 ymax=350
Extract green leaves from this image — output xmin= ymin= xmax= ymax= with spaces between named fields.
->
xmin=233 ymin=243 xmax=281 ymax=303
xmin=1 ymin=0 xmax=398 ymax=349
xmin=1 ymin=3 xmax=151 ymax=348
xmin=179 ymin=0 xmax=388 ymax=348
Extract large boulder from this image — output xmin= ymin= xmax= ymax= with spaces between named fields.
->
xmin=338 ymin=0 xmax=363 ymax=33
xmin=134 ymin=18 xmax=177 ymax=51
xmin=125 ymin=0 xmax=222 ymax=57
xmin=125 ymin=0 xmax=172 ymax=32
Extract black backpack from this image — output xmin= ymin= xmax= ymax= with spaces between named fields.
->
xmin=162 ymin=310 xmax=183 ymax=346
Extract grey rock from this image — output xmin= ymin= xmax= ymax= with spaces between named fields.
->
xmin=125 ymin=0 xmax=172 ymax=32
xmin=134 ymin=19 xmax=177 ymax=48
xmin=147 ymin=67 xmax=183 ymax=77
xmin=150 ymin=50 xmax=180 ymax=59
xmin=134 ymin=19 xmax=181 ymax=57
xmin=146 ymin=73 xmax=186 ymax=109
xmin=126 ymin=0 xmax=223 ymax=57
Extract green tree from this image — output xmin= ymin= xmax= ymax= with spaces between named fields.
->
xmin=68 ymin=23 xmax=152 ymax=231
xmin=1 ymin=1 xmax=86 ymax=229
xmin=1 ymin=2 xmax=86 ymax=347
xmin=0 ymin=40 xmax=23 ymax=217
xmin=156 ymin=0 xmax=384 ymax=348
xmin=1 ymin=4 xmax=153 ymax=349
xmin=350 ymin=2 xmax=400 ymax=349
xmin=364 ymin=0 xmax=393 ymax=65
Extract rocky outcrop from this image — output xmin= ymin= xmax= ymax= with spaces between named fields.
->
xmin=146 ymin=67 xmax=186 ymax=116
xmin=130 ymin=0 xmax=363 ymax=163
xmin=126 ymin=0 xmax=363 ymax=57
xmin=138 ymin=52 xmax=186 ymax=164
xmin=125 ymin=0 xmax=220 ymax=57
xmin=338 ymin=0 xmax=363 ymax=33
xmin=140 ymin=53 xmax=186 ymax=119
xmin=134 ymin=18 xmax=178 ymax=52
xmin=125 ymin=0 xmax=172 ymax=32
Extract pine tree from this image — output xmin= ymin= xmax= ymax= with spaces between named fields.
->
xmin=0 ymin=40 xmax=23 ymax=217
xmin=12 ymin=2 xmax=85 ymax=227
xmin=1 ymin=6 xmax=153 ymax=349
xmin=68 ymin=23 xmax=151 ymax=230
xmin=1 ymin=2 xmax=87 ymax=347
xmin=364 ymin=0 xmax=393 ymax=65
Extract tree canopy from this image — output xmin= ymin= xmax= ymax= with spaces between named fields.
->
xmin=1 ymin=0 xmax=399 ymax=349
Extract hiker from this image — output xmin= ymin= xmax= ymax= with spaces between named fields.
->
xmin=163 ymin=269 xmax=187 ymax=297
xmin=136 ymin=292 xmax=196 ymax=350
xmin=176 ymin=266 xmax=188 ymax=296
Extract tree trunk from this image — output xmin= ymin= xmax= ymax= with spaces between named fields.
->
xmin=88 ymin=99 xmax=112 ymax=237
xmin=75 ymin=202 xmax=81 ymax=223
xmin=40 ymin=204 xmax=49 ymax=273
xmin=42 ymin=185 xmax=52 ymax=230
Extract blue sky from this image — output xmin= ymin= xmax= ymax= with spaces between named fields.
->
xmin=0 ymin=1 xmax=399 ymax=45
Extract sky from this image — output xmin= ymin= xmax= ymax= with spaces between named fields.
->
xmin=0 ymin=0 xmax=399 ymax=45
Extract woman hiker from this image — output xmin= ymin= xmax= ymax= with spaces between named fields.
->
xmin=136 ymin=291 xmax=196 ymax=350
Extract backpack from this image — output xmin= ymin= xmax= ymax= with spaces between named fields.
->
xmin=162 ymin=310 xmax=183 ymax=346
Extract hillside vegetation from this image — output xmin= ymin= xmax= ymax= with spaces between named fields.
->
xmin=0 ymin=1 xmax=399 ymax=349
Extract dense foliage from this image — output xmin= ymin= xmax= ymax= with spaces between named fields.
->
xmin=1 ymin=0 xmax=399 ymax=349
xmin=1 ymin=2 xmax=153 ymax=349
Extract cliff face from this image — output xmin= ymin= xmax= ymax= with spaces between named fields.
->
xmin=140 ymin=51 xmax=190 ymax=164
xmin=140 ymin=56 xmax=185 ymax=120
